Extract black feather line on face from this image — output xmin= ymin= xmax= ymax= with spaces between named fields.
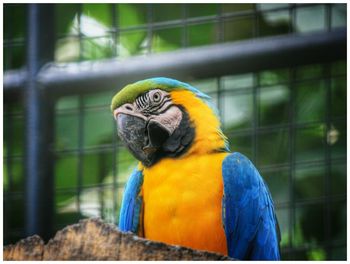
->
xmin=147 ymin=98 xmax=171 ymax=113
xmin=147 ymin=106 xmax=195 ymax=166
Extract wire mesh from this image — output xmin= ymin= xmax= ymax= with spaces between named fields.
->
xmin=3 ymin=3 xmax=347 ymax=260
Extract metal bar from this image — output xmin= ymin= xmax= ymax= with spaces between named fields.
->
xmin=4 ymin=69 xmax=27 ymax=92
xmin=31 ymin=72 xmax=343 ymax=116
xmin=4 ymin=28 xmax=346 ymax=95
xmin=181 ymin=4 xmax=188 ymax=47
xmin=25 ymin=4 xmax=42 ymax=237
xmin=216 ymin=4 xmax=224 ymax=42
xmin=24 ymin=4 xmax=55 ymax=239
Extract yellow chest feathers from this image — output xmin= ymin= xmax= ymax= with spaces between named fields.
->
xmin=141 ymin=152 xmax=229 ymax=255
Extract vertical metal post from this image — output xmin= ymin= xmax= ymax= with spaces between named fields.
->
xmin=25 ymin=4 xmax=55 ymax=240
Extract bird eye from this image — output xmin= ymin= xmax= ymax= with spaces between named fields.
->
xmin=153 ymin=92 xmax=161 ymax=102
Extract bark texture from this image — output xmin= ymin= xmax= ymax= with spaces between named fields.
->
xmin=4 ymin=218 xmax=232 ymax=260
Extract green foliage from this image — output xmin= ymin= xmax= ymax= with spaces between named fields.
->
xmin=3 ymin=3 xmax=347 ymax=260
xmin=308 ymin=248 xmax=326 ymax=260
xmin=4 ymin=4 xmax=26 ymax=69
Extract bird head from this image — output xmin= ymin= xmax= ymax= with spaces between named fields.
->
xmin=111 ymin=77 xmax=229 ymax=167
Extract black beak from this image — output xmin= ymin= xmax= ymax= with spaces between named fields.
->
xmin=116 ymin=113 xmax=169 ymax=166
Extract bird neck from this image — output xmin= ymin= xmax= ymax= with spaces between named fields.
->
xmin=170 ymin=90 xmax=228 ymax=157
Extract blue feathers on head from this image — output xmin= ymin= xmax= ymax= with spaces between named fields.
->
xmin=150 ymin=77 xmax=230 ymax=152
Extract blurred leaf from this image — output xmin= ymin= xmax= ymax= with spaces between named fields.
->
xmin=84 ymin=91 xmax=113 ymax=107
xmin=191 ymin=78 xmax=218 ymax=93
xmin=295 ymin=5 xmax=326 ymax=33
xmin=223 ymin=73 xmax=254 ymax=90
xmin=84 ymin=109 xmax=113 ymax=148
xmin=257 ymin=129 xmax=289 ymax=166
xmin=330 ymin=202 xmax=346 ymax=242
xmin=298 ymin=203 xmax=325 ymax=244
xmin=296 ymin=80 xmax=326 ymax=123
xmin=223 ymin=92 xmax=253 ymax=132
xmin=56 ymin=95 xmax=79 ymax=110
xmin=55 ymin=37 xmax=80 ymax=62
xmin=82 ymin=37 xmax=115 ymax=60
xmin=153 ymin=4 xmax=182 ymax=22
xmin=119 ymin=30 xmax=147 ymax=56
xmin=118 ymin=4 xmax=147 ymax=28
xmin=153 ymin=27 xmax=182 ymax=53
xmin=4 ymin=159 xmax=9 ymax=191
xmin=55 ymin=113 xmax=79 ymax=150
xmin=295 ymin=165 xmax=325 ymax=200
xmin=293 ymin=218 xmax=305 ymax=247
xmin=275 ymin=208 xmax=290 ymax=247
xmin=55 ymin=4 xmax=79 ymax=36
xmin=223 ymin=3 xmax=254 ymax=13
xmin=308 ymin=248 xmax=326 ymax=260
xmin=188 ymin=22 xmax=217 ymax=46
xmin=257 ymin=3 xmax=290 ymax=11
xmin=188 ymin=4 xmax=218 ymax=17
xmin=295 ymin=126 xmax=325 ymax=163
xmin=331 ymin=4 xmax=346 ymax=29
xmin=258 ymin=10 xmax=290 ymax=37
xmin=83 ymin=4 xmax=112 ymax=27
xmin=55 ymin=155 xmax=78 ymax=189
xmin=229 ymin=133 xmax=252 ymax=158
xmin=224 ymin=17 xmax=253 ymax=41
xmin=263 ymin=169 xmax=289 ymax=203
xmin=4 ymin=4 xmax=26 ymax=39
xmin=332 ymin=60 xmax=346 ymax=75
xmin=296 ymin=64 xmax=323 ymax=80
xmin=259 ymin=85 xmax=290 ymax=125
xmin=331 ymin=77 xmax=346 ymax=118
xmin=259 ymin=69 xmax=289 ymax=86
xmin=4 ymin=45 xmax=26 ymax=70
xmin=4 ymin=115 xmax=25 ymax=156
xmin=331 ymin=164 xmax=346 ymax=196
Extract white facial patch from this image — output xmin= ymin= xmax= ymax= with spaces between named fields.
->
xmin=149 ymin=106 xmax=183 ymax=136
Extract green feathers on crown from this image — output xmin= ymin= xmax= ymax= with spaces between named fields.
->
xmin=110 ymin=77 xmax=211 ymax=111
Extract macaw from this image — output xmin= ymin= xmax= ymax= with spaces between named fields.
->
xmin=111 ymin=77 xmax=281 ymax=260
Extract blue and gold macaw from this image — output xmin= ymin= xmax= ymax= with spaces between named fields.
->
xmin=111 ymin=77 xmax=281 ymax=260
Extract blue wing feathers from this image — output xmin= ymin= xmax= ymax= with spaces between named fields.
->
xmin=222 ymin=152 xmax=280 ymax=260
xmin=119 ymin=168 xmax=143 ymax=233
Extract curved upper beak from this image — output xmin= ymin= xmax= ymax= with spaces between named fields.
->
xmin=114 ymin=105 xmax=171 ymax=166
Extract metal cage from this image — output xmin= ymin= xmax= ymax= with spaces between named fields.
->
xmin=3 ymin=3 xmax=347 ymax=260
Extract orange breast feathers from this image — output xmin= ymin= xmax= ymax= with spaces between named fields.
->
xmin=142 ymin=152 xmax=228 ymax=255
xmin=141 ymin=90 xmax=229 ymax=255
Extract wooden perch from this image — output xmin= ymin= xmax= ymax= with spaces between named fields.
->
xmin=4 ymin=218 xmax=232 ymax=260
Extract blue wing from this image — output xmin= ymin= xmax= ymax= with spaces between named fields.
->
xmin=119 ymin=167 xmax=144 ymax=234
xmin=222 ymin=152 xmax=281 ymax=260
